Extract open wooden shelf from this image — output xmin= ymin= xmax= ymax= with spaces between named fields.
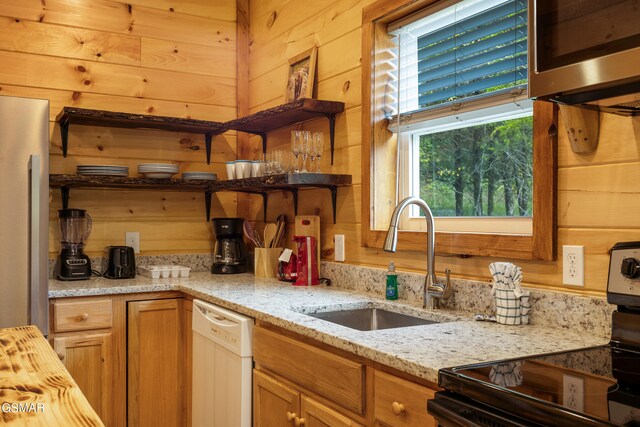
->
xmin=222 ymin=98 xmax=344 ymax=164
xmin=55 ymin=99 xmax=344 ymax=165
xmin=50 ymin=173 xmax=352 ymax=222
xmin=55 ymin=107 xmax=226 ymax=163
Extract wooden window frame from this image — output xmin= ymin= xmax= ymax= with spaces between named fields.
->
xmin=361 ymin=0 xmax=558 ymax=260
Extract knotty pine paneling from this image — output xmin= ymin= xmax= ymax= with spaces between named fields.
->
xmin=140 ymin=38 xmax=236 ymax=77
xmin=50 ymin=126 xmax=236 ymax=164
xmin=0 ymin=0 xmax=236 ymax=47
xmin=0 ymin=85 xmax=237 ymax=122
xmin=247 ymin=0 xmax=640 ymax=296
xmin=125 ymin=0 xmax=237 ymax=21
xmin=0 ymin=50 xmax=236 ymax=105
xmin=0 ymin=0 xmax=238 ymax=256
xmin=0 ymin=18 xmax=141 ymax=65
xmin=249 ymin=0 xmax=365 ymax=80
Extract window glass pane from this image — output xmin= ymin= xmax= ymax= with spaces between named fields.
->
xmin=416 ymin=114 xmax=533 ymax=217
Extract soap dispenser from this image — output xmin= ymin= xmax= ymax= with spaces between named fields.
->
xmin=386 ymin=260 xmax=398 ymax=300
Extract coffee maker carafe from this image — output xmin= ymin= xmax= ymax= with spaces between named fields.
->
xmin=56 ymin=209 xmax=92 ymax=280
xmin=211 ymin=218 xmax=247 ymax=274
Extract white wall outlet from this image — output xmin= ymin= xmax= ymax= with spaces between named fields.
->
xmin=334 ymin=234 xmax=345 ymax=262
xmin=563 ymin=245 xmax=584 ymax=286
xmin=562 ymin=374 xmax=584 ymax=412
xmin=125 ymin=231 xmax=140 ymax=254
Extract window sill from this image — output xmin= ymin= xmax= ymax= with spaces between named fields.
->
xmin=364 ymin=229 xmax=542 ymax=260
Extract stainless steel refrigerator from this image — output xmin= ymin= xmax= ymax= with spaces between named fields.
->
xmin=0 ymin=95 xmax=49 ymax=333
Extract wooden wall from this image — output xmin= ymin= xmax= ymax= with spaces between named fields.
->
xmin=0 ymin=0 xmax=239 ymax=257
xmin=247 ymin=0 xmax=640 ymax=295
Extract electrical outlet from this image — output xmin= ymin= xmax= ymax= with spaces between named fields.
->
xmin=334 ymin=235 xmax=345 ymax=262
xmin=562 ymin=374 xmax=584 ymax=412
xmin=125 ymin=231 xmax=140 ymax=254
xmin=563 ymin=245 xmax=584 ymax=286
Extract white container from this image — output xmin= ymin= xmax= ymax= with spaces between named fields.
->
xmin=138 ymin=265 xmax=191 ymax=279
xmin=235 ymin=160 xmax=251 ymax=179
xmin=225 ymin=162 xmax=235 ymax=180
xmin=251 ymin=161 xmax=263 ymax=178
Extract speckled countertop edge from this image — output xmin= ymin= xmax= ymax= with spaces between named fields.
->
xmin=49 ymin=273 xmax=609 ymax=383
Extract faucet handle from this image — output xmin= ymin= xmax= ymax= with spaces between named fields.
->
xmin=442 ymin=268 xmax=453 ymax=300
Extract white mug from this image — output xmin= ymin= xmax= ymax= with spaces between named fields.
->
xmin=251 ymin=161 xmax=263 ymax=177
xmin=225 ymin=162 xmax=235 ymax=180
xmin=235 ymin=160 xmax=251 ymax=179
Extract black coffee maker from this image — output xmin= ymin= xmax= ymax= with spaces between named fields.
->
xmin=211 ymin=218 xmax=247 ymax=274
xmin=56 ymin=209 xmax=92 ymax=281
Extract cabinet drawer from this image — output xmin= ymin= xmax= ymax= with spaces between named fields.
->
xmin=373 ymin=370 xmax=437 ymax=427
xmin=53 ymin=298 xmax=113 ymax=332
xmin=253 ymin=326 xmax=365 ymax=415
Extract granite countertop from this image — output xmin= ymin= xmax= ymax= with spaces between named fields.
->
xmin=49 ymin=273 xmax=608 ymax=383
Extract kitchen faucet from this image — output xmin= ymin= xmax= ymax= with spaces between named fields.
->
xmin=383 ymin=197 xmax=451 ymax=309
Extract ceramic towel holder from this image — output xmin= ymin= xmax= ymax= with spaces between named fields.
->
xmin=489 ymin=262 xmax=531 ymax=325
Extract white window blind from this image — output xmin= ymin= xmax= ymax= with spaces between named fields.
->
xmin=388 ymin=0 xmax=528 ymax=126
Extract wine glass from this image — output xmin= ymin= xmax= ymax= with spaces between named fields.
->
xmin=291 ymin=131 xmax=302 ymax=173
xmin=300 ymin=131 xmax=311 ymax=172
xmin=313 ymin=132 xmax=325 ymax=173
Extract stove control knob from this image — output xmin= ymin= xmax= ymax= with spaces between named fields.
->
xmin=621 ymin=257 xmax=640 ymax=279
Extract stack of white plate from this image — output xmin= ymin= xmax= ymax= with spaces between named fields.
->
xmin=138 ymin=163 xmax=179 ymax=178
xmin=182 ymin=172 xmax=217 ymax=181
xmin=77 ymin=165 xmax=129 ymax=176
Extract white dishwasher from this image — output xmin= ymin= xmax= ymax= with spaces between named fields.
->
xmin=192 ymin=299 xmax=253 ymax=427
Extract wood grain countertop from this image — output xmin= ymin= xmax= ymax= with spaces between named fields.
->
xmin=0 ymin=325 xmax=103 ymax=426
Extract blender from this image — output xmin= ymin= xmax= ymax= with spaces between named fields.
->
xmin=211 ymin=218 xmax=247 ymax=274
xmin=56 ymin=209 xmax=93 ymax=280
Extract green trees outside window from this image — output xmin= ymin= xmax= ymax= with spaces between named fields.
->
xmin=418 ymin=115 xmax=532 ymax=217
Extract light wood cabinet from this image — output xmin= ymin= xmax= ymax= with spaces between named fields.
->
xmin=254 ymin=370 xmax=361 ymax=427
xmin=373 ymin=370 xmax=437 ymax=427
xmin=254 ymin=324 xmax=440 ymax=427
xmin=52 ymin=298 xmax=113 ymax=333
xmin=253 ymin=326 xmax=365 ymax=415
xmin=52 ymin=331 xmax=114 ymax=426
xmin=301 ymin=394 xmax=362 ymax=427
xmin=254 ymin=369 xmax=300 ymax=427
xmin=128 ymin=298 xmax=185 ymax=427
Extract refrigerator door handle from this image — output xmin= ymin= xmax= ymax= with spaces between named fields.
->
xmin=29 ymin=154 xmax=48 ymax=335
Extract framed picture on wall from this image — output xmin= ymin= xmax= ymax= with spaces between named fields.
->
xmin=285 ymin=46 xmax=317 ymax=102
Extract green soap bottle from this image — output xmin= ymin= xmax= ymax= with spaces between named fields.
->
xmin=385 ymin=260 xmax=398 ymax=300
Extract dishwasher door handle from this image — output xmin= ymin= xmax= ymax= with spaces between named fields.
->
xmin=203 ymin=311 xmax=239 ymax=328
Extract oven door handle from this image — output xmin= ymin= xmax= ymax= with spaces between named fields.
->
xmin=428 ymin=398 xmax=482 ymax=427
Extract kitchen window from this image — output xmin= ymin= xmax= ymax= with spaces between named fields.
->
xmin=362 ymin=0 xmax=557 ymax=260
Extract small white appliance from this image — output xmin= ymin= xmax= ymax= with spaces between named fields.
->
xmin=192 ymin=299 xmax=253 ymax=427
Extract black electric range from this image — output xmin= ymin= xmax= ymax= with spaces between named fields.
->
xmin=428 ymin=242 xmax=640 ymax=427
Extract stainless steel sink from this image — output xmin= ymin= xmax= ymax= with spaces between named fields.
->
xmin=307 ymin=308 xmax=438 ymax=331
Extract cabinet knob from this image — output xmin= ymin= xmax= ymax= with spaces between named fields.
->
xmin=286 ymin=412 xmax=297 ymax=421
xmin=294 ymin=417 xmax=305 ymax=427
xmin=80 ymin=313 xmax=89 ymax=321
xmin=392 ymin=401 xmax=405 ymax=415
xmin=57 ymin=352 xmax=65 ymax=360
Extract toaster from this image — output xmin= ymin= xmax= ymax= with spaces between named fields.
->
xmin=103 ymin=246 xmax=136 ymax=279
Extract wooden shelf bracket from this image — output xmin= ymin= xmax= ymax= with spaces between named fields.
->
xmin=558 ymin=104 xmax=600 ymax=153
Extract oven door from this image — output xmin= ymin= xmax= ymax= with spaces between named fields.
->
xmin=428 ymin=392 xmax=538 ymax=427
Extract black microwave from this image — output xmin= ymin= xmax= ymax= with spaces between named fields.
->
xmin=528 ymin=0 xmax=640 ymax=115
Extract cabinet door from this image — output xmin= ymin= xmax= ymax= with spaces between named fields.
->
xmin=254 ymin=370 xmax=300 ymax=427
xmin=300 ymin=395 xmax=362 ymax=427
xmin=128 ymin=299 xmax=184 ymax=427
xmin=53 ymin=332 xmax=113 ymax=426
xmin=183 ymin=299 xmax=192 ymax=427
xmin=373 ymin=370 xmax=437 ymax=427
